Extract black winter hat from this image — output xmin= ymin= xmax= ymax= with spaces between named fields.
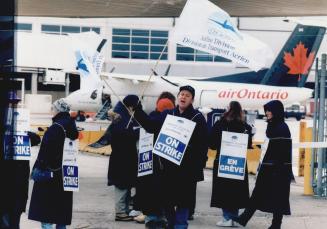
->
xmin=123 ymin=94 xmax=139 ymax=108
xmin=179 ymin=85 xmax=195 ymax=98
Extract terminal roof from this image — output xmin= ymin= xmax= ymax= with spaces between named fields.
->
xmin=16 ymin=0 xmax=327 ymax=17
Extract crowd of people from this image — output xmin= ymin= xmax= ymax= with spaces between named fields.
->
xmin=0 ymin=86 xmax=293 ymax=229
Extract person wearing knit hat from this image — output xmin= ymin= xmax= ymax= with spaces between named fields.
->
xmin=29 ymin=98 xmax=78 ymax=229
xmin=132 ymin=86 xmax=208 ymax=229
xmin=179 ymin=85 xmax=195 ymax=99
xmin=156 ymin=98 xmax=175 ymax=113
xmin=52 ymin=98 xmax=71 ymax=113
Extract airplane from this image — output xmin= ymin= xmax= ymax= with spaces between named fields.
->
xmin=64 ymin=24 xmax=326 ymax=118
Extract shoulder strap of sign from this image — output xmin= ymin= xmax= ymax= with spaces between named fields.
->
xmin=191 ymin=111 xmax=201 ymax=121
xmin=53 ymin=122 xmax=66 ymax=137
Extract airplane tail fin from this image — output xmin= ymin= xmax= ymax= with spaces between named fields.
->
xmin=260 ymin=24 xmax=326 ymax=87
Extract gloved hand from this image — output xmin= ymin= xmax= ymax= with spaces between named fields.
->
xmin=123 ymin=95 xmax=142 ymax=110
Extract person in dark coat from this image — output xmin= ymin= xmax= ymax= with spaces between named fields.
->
xmin=209 ymin=101 xmax=253 ymax=227
xmin=107 ymin=98 xmax=139 ymax=222
xmin=0 ymin=131 xmax=40 ymax=229
xmin=135 ymin=96 xmax=175 ymax=228
xmin=28 ymin=99 xmax=78 ymax=229
xmin=131 ymin=85 xmax=208 ymax=229
xmin=234 ymin=100 xmax=293 ymax=229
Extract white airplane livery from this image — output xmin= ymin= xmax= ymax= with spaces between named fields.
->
xmin=64 ymin=24 xmax=325 ymax=115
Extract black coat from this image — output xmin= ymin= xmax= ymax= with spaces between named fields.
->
xmin=0 ymin=132 xmax=40 ymax=214
xmin=209 ymin=118 xmax=252 ymax=209
xmin=107 ymin=102 xmax=139 ymax=189
xmin=134 ymin=110 xmax=166 ymax=215
xmin=28 ymin=112 xmax=78 ymax=225
xmin=135 ymin=105 xmax=208 ymax=208
xmin=250 ymin=100 xmax=293 ymax=215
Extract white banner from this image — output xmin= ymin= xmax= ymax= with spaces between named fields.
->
xmin=138 ymin=128 xmax=154 ymax=177
xmin=5 ymin=108 xmax=30 ymax=134
xmin=218 ymin=131 xmax=248 ymax=180
xmin=62 ymin=139 xmax=79 ymax=192
xmin=69 ymin=32 xmax=105 ymax=91
xmin=153 ymin=115 xmax=196 ymax=166
xmin=170 ymin=0 xmax=273 ymax=71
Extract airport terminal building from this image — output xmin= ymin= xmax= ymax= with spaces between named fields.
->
xmin=10 ymin=16 xmax=327 ymax=113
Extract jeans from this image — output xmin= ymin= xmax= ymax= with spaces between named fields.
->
xmin=114 ymin=186 xmax=131 ymax=214
xmin=166 ymin=207 xmax=189 ymax=229
xmin=222 ymin=208 xmax=239 ymax=221
xmin=41 ymin=223 xmax=66 ymax=229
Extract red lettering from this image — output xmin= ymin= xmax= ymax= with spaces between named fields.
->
xmin=280 ymin=92 xmax=288 ymax=99
xmin=248 ymin=91 xmax=256 ymax=99
xmin=217 ymin=89 xmax=288 ymax=100
xmin=262 ymin=92 xmax=270 ymax=99
xmin=237 ymin=89 xmax=248 ymax=98
xmin=218 ymin=91 xmax=226 ymax=98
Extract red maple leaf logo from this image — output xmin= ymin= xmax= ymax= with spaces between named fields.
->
xmin=283 ymin=42 xmax=315 ymax=75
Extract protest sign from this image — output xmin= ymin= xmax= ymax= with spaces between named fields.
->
xmin=62 ymin=139 xmax=79 ymax=192
xmin=4 ymin=134 xmax=31 ymax=160
xmin=218 ymin=131 xmax=248 ymax=180
xmin=153 ymin=115 xmax=196 ymax=166
xmin=138 ymin=128 xmax=154 ymax=177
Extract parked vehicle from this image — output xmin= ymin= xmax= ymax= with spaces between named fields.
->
xmin=285 ymin=102 xmax=306 ymax=120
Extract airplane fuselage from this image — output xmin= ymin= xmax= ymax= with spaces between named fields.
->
xmin=65 ymin=74 xmax=313 ymax=113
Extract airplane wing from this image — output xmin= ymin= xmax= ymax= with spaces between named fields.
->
xmin=102 ymin=72 xmax=156 ymax=83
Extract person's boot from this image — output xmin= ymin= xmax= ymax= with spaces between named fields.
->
xmin=115 ymin=213 xmax=134 ymax=221
xmin=145 ymin=221 xmax=157 ymax=229
xmin=232 ymin=208 xmax=256 ymax=227
xmin=268 ymin=213 xmax=283 ymax=229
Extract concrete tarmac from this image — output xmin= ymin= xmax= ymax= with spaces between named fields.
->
xmin=21 ymin=148 xmax=327 ymax=229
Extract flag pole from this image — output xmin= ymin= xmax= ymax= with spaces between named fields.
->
xmin=126 ymin=40 xmax=169 ymax=128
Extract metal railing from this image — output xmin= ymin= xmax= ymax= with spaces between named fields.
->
xmin=312 ymin=54 xmax=327 ymax=197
